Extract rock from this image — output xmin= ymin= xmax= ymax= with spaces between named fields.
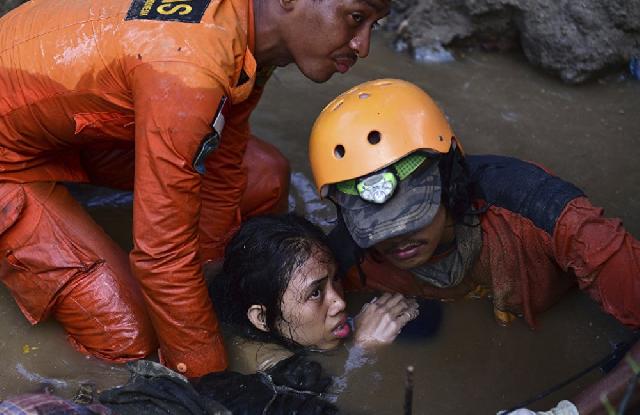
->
xmin=0 ymin=0 xmax=28 ymax=17
xmin=385 ymin=0 xmax=640 ymax=84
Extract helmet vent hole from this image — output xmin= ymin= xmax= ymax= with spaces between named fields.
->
xmin=358 ymin=93 xmax=370 ymax=99
xmin=367 ymin=131 xmax=381 ymax=145
xmin=334 ymin=145 xmax=345 ymax=159
xmin=331 ymin=100 xmax=344 ymax=112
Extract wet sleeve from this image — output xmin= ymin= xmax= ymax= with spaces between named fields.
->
xmin=198 ymin=83 xmax=265 ymax=261
xmin=553 ymin=196 xmax=640 ymax=328
xmin=129 ymin=61 xmax=229 ymax=377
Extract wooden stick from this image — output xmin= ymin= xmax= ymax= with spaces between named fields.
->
xmin=404 ymin=365 xmax=414 ymax=415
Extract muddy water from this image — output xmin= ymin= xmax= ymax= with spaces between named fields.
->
xmin=1 ymin=32 xmax=639 ymax=413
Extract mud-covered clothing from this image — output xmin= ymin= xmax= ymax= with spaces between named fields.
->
xmin=0 ymin=359 xmax=336 ymax=415
xmin=99 ymin=359 xmax=335 ymax=415
xmin=0 ymin=137 xmax=288 ymax=365
xmin=335 ymin=155 xmax=640 ymax=328
xmin=0 ymin=0 xmax=288 ymax=377
xmin=226 ymin=337 xmax=295 ymax=375
xmin=0 ymin=393 xmax=112 ymax=415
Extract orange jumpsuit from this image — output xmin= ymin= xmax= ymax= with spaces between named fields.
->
xmin=0 ymin=0 xmax=289 ymax=377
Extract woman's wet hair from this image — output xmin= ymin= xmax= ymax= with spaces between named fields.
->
xmin=209 ymin=213 xmax=334 ymax=349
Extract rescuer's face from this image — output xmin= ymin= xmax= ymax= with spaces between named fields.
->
xmin=372 ymin=205 xmax=450 ymax=270
xmin=281 ymin=0 xmax=390 ymax=82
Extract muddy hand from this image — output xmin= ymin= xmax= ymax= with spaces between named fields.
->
xmin=353 ymin=293 xmax=420 ymax=348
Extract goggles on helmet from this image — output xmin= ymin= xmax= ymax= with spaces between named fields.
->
xmin=335 ymin=153 xmax=430 ymax=204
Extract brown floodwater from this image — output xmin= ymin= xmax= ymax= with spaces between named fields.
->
xmin=1 ymin=32 xmax=639 ymax=414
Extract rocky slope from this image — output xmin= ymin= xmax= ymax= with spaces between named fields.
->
xmin=385 ymin=0 xmax=640 ymax=83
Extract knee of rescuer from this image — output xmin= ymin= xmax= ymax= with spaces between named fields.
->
xmin=71 ymin=316 xmax=158 ymax=363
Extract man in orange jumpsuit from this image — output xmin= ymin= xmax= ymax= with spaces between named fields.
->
xmin=0 ymin=0 xmax=390 ymax=378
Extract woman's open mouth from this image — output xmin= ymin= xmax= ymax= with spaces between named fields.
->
xmin=332 ymin=318 xmax=351 ymax=338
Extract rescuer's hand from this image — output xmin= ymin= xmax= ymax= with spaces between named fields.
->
xmin=353 ymin=293 xmax=419 ymax=348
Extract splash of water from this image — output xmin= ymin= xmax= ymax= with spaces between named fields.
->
xmin=15 ymin=363 xmax=68 ymax=389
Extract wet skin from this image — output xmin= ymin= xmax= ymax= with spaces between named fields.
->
xmin=279 ymin=0 xmax=391 ymax=82
xmin=276 ymin=247 xmax=351 ymax=349
xmin=372 ymin=205 xmax=456 ymax=270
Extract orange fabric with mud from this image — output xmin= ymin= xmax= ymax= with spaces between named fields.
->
xmin=0 ymin=135 xmax=289 ymax=373
xmin=0 ymin=181 xmax=157 ymax=361
xmin=345 ymin=197 xmax=640 ymax=329
xmin=0 ymin=0 xmax=276 ymax=377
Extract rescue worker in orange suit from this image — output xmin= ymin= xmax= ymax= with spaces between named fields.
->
xmin=309 ymin=79 xmax=640 ymax=414
xmin=0 ymin=0 xmax=390 ymax=378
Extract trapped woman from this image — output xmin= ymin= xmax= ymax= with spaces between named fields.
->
xmin=208 ymin=213 xmax=422 ymax=374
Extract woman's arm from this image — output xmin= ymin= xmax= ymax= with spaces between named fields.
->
xmin=352 ymin=293 xmax=420 ymax=348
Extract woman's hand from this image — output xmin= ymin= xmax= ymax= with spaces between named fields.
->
xmin=352 ymin=293 xmax=419 ymax=349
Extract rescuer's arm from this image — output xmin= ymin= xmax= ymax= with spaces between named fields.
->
xmin=130 ymin=61 xmax=231 ymax=377
xmin=198 ymin=79 xmax=267 ymax=262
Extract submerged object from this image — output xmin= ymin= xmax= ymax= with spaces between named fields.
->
xmin=630 ymin=57 xmax=640 ymax=80
xmin=398 ymin=299 xmax=443 ymax=339
xmin=414 ymin=44 xmax=455 ymax=63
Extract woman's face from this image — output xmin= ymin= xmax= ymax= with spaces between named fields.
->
xmin=276 ymin=247 xmax=350 ymax=349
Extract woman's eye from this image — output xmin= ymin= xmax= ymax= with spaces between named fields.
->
xmin=309 ymin=288 xmax=322 ymax=300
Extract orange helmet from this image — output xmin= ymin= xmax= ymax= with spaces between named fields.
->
xmin=309 ymin=79 xmax=457 ymax=197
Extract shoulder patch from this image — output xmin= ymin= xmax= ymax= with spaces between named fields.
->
xmin=125 ymin=0 xmax=212 ymax=23
xmin=192 ymin=96 xmax=228 ymax=174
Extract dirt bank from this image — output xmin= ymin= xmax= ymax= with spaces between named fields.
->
xmin=384 ymin=0 xmax=640 ymax=83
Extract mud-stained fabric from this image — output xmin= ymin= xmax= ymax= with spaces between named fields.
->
xmin=0 ymin=136 xmax=289 ymax=371
xmin=201 ymin=135 xmax=291 ymax=261
xmin=98 ymin=361 xmax=231 ymax=415
xmin=95 ymin=359 xmax=336 ymax=415
xmin=334 ymin=160 xmax=442 ymax=248
xmin=0 ymin=0 xmax=271 ymax=377
xmin=553 ymin=197 xmax=640 ymax=328
xmin=194 ymin=358 xmax=338 ymax=415
xmin=0 ymin=181 xmax=157 ymax=361
xmin=338 ymin=156 xmax=640 ymax=328
xmin=227 ymin=336 xmax=294 ymax=374
xmin=467 ymin=155 xmax=584 ymax=235
xmin=409 ymin=215 xmax=482 ymax=288
xmin=0 ymin=393 xmax=112 ymax=415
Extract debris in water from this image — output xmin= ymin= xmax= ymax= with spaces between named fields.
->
xmin=414 ymin=44 xmax=455 ymax=63
xmin=630 ymin=57 xmax=639 ymax=80
xmin=22 ymin=344 xmax=38 ymax=354
xmin=15 ymin=363 xmax=68 ymax=389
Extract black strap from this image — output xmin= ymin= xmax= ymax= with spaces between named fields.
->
xmin=501 ymin=331 xmax=640 ymax=414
